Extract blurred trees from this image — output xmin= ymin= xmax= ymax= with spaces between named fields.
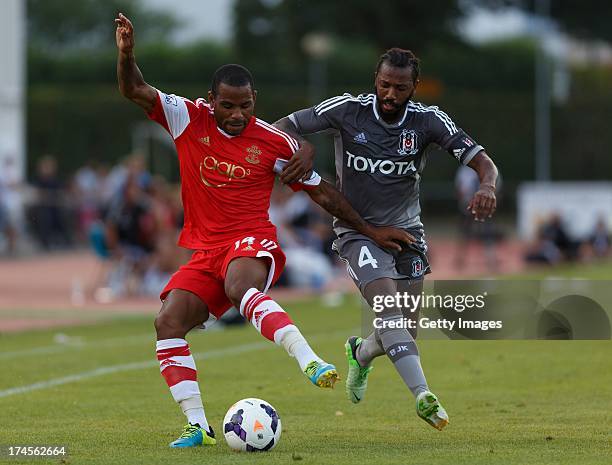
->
xmin=27 ymin=0 xmax=178 ymax=53
xmin=464 ymin=0 xmax=612 ymax=42
xmin=234 ymin=0 xmax=460 ymax=70
xmin=26 ymin=0 xmax=612 ymax=198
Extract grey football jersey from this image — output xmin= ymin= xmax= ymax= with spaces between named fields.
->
xmin=289 ymin=93 xmax=484 ymax=235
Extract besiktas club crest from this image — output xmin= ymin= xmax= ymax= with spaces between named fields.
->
xmin=398 ymin=129 xmax=419 ymax=156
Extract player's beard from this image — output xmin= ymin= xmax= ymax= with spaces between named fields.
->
xmin=375 ymin=88 xmax=415 ymax=120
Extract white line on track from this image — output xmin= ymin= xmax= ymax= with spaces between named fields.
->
xmin=0 ymin=341 xmax=271 ymax=398
xmin=0 ymin=328 xmax=357 ymax=399
xmin=0 ymin=333 xmax=153 ymax=360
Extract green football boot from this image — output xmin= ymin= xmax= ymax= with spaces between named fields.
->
xmin=169 ymin=423 xmax=216 ymax=448
xmin=416 ymin=391 xmax=449 ymax=431
xmin=345 ymin=336 xmax=373 ymax=404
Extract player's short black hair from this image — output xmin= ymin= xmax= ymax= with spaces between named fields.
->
xmin=210 ymin=64 xmax=255 ymax=95
xmin=376 ymin=48 xmax=420 ymax=82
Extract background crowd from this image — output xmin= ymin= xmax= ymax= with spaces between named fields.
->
xmin=0 ymin=152 xmax=342 ymax=298
xmin=2 ymin=153 xmax=609 ymax=300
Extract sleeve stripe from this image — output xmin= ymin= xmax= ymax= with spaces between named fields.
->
xmin=314 ymin=93 xmax=352 ymax=113
xmin=255 ymin=119 xmax=299 ymax=153
xmin=288 ymin=113 xmax=299 ymax=128
xmin=407 ymin=103 xmax=458 ymax=135
xmin=408 ymin=102 xmax=456 ymax=133
xmin=195 ymin=98 xmax=213 ymax=113
xmin=409 ymin=102 xmax=458 ymax=134
xmin=315 ymin=94 xmax=374 ymax=116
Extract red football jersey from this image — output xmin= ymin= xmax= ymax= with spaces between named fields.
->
xmin=147 ymin=89 xmax=321 ymax=250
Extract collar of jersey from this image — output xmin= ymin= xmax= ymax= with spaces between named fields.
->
xmin=215 ymin=116 xmax=255 ymax=138
xmin=372 ymin=95 xmax=410 ymax=128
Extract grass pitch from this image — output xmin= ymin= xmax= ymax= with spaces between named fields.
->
xmin=0 ymin=295 xmax=610 ymax=465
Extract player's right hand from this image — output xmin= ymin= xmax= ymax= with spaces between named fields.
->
xmin=115 ymin=12 xmax=135 ymax=53
xmin=366 ymin=226 xmax=416 ymax=252
xmin=280 ymin=141 xmax=315 ymax=185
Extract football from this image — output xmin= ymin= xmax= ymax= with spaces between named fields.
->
xmin=223 ymin=398 xmax=282 ymax=452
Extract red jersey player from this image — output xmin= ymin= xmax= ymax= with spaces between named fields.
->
xmin=115 ymin=13 xmax=413 ymax=448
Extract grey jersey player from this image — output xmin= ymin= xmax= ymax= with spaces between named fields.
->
xmin=276 ymin=48 xmax=498 ymax=431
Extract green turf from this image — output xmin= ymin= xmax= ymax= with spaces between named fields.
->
xmin=0 ymin=296 xmax=610 ymax=465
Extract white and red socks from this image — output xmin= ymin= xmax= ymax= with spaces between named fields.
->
xmin=240 ymin=288 xmax=323 ymax=370
xmin=156 ymin=338 xmax=210 ymax=432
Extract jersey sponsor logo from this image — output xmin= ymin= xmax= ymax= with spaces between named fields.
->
xmin=346 ymin=151 xmax=417 ymax=175
xmin=353 ymin=132 xmax=368 ymax=144
xmin=199 ymin=155 xmax=250 ymax=188
xmin=198 ymin=136 xmax=210 ymax=146
xmin=398 ymin=129 xmax=419 ymax=155
xmin=245 ymin=145 xmax=261 ymax=164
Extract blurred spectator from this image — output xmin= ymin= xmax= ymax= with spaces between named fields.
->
xmin=103 ymin=176 xmax=156 ymax=296
xmin=525 ymin=213 xmax=581 ymax=264
xmin=73 ymin=159 xmax=102 ymax=241
xmin=0 ymin=155 xmax=25 ymax=255
xmin=30 ymin=155 xmax=72 ymax=250
xmin=542 ymin=213 xmax=581 ymax=261
xmin=524 ymin=226 xmax=563 ymax=265
xmin=588 ymin=217 xmax=611 ymax=258
xmin=453 ymin=165 xmax=501 ymax=271
xmin=102 ymin=152 xmax=151 ymax=206
xmin=6 ymin=151 xmax=350 ymax=297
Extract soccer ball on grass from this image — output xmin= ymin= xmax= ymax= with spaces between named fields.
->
xmin=223 ymin=398 xmax=281 ymax=452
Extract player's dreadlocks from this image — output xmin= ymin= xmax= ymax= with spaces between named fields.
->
xmin=376 ymin=48 xmax=420 ymax=82
xmin=211 ymin=64 xmax=255 ymax=95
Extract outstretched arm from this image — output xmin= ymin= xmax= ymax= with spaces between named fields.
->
xmin=115 ymin=12 xmax=157 ymax=112
xmin=305 ymin=180 xmax=415 ymax=251
xmin=466 ymin=151 xmax=498 ymax=221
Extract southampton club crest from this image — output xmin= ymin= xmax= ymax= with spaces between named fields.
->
xmin=398 ymin=129 xmax=419 ymax=156
xmin=245 ymin=145 xmax=261 ymax=164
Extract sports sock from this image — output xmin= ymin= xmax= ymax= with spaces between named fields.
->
xmin=356 ymin=331 xmax=385 ymax=366
xmin=240 ymin=288 xmax=323 ymax=370
xmin=362 ymin=278 xmax=428 ymax=397
xmin=156 ymin=338 xmax=210 ymax=431
xmin=277 ymin=326 xmax=324 ymax=370
xmin=377 ymin=313 xmax=429 ymax=398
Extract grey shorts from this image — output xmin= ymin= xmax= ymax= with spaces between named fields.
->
xmin=332 ymin=230 xmax=431 ymax=292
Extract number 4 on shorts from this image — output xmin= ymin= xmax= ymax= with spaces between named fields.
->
xmin=358 ymin=245 xmax=378 ymax=268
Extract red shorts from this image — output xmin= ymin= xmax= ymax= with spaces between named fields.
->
xmin=160 ymin=234 xmax=286 ymax=319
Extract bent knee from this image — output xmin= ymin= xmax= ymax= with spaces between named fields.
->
xmin=224 ymin=278 xmax=266 ymax=307
xmin=224 ymin=280 xmax=249 ymax=307
xmin=154 ymin=311 xmax=186 ymax=338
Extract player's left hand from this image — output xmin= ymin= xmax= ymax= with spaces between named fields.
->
xmin=366 ymin=226 xmax=416 ymax=252
xmin=467 ymin=185 xmax=496 ymax=222
xmin=280 ymin=141 xmax=315 ymax=184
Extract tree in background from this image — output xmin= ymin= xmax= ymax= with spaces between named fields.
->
xmin=234 ymin=0 xmax=460 ymax=69
xmin=462 ymin=0 xmax=612 ymax=42
xmin=27 ymin=0 xmax=178 ymax=53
